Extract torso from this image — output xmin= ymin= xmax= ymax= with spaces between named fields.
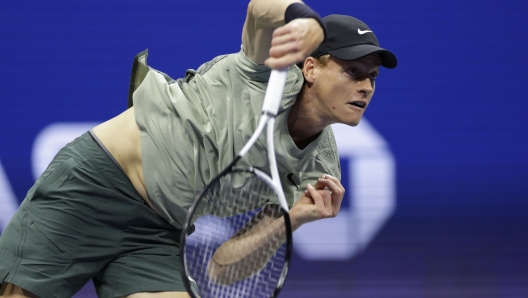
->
xmin=95 ymin=52 xmax=339 ymax=227
xmin=91 ymin=107 xmax=162 ymax=215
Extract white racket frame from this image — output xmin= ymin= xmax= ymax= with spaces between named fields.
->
xmin=238 ymin=69 xmax=289 ymax=212
xmin=181 ymin=68 xmax=292 ymax=298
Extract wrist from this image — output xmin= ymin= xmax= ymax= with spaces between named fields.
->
xmin=288 ymin=208 xmax=304 ymax=231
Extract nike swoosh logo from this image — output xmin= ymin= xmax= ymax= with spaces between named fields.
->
xmin=358 ymin=28 xmax=373 ymax=35
xmin=287 ymin=173 xmax=299 ymax=190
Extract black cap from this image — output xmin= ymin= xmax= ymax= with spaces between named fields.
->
xmin=311 ymin=14 xmax=397 ymax=69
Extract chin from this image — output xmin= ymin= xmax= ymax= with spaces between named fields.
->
xmin=343 ymin=118 xmax=361 ymax=127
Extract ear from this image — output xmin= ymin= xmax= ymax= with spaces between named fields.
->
xmin=302 ymin=57 xmax=317 ymax=84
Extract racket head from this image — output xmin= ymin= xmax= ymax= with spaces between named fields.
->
xmin=180 ymin=166 xmax=292 ymax=298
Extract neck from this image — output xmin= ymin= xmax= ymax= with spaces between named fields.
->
xmin=288 ymin=86 xmax=329 ymax=150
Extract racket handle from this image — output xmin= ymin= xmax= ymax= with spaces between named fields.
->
xmin=261 ymin=68 xmax=288 ymax=116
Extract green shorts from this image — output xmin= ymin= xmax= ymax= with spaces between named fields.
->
xmin=0 ymin=132 xmax=188 ymax=298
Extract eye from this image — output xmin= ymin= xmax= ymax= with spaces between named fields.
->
xmin=347 ymin=68 xmax=358 ymax=76
xmin=369 ymin=71 xmax=379 ymax=80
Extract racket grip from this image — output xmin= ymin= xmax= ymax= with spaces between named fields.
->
xmin=261 ymin=68 xmax=288 ymax=115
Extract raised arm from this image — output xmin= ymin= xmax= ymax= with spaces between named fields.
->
xmin=242 ymin=0 xmax=325 ymax=69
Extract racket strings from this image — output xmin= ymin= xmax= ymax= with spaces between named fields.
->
xmin=185 ymin=170 xmax=288 ymax=297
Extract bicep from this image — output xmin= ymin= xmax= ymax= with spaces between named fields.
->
xmin=242 ymin=0 xmax=302 ymax=64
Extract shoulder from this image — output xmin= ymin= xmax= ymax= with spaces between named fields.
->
xmin=182 ymin=50 xmax=304 ymax=99
xmin=179 ymin=51 xmax=271 ymax=85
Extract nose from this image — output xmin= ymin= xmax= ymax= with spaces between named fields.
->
xmin=356 ymin=77 xmax=374 ymax=97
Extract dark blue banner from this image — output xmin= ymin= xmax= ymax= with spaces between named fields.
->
xmin=1 ymin=0 xmax=527 ymax=296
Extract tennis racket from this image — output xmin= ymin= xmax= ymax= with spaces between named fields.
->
xmin=180 ymin=68 xmax=293 ymax=298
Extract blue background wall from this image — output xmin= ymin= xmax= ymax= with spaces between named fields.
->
xmin=1 ymin=0 xmax=527 ymax=297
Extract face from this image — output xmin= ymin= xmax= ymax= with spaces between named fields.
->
xmin=307 ymin=54 xmax=381 ymax=127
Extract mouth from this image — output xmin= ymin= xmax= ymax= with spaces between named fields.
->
xmin=347 ymin=101 xmax=367 ymax=109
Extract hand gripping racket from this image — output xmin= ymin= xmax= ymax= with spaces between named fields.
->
xmin=180 ymin=69 xmax=292 ymax=298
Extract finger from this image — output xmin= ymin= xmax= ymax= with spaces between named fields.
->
xmin=270 ymin=32 xmax=296 ymax=46
xmin=305 ymin=174 xmax=327 ymax=197
xmin=309 ymin=185 xmax=333 ymax=218
xmin=328 ymin=178 xmax=345 ymax=214
xmin=321 ymin=190 xmax=333 ymax=215
xmin=306 ymin=183 xmax=328 ymax=217
xmin=266 ymin=38 xmax=306 ymax=67
xmin=312 ymin=174 xmax=328 ymax=190
xmin=318 ymin=175 xmax=345 ymax=196
xmin=271 ymin=25 xmax=291 ymax=39
xmin=265 ymin=54 xmax=304 ymax=70
xmin=332 ymin=192 xmax=343 ymax=216
xmin=318 ymin=177 xmax=343 ymax=196
xmin=268 ymin=41 xmax=302 ymax=59
xmin=323 ymin=175 xmax=345 ymax=192
xmin=317 ymin=176 xmax=345 ymax=215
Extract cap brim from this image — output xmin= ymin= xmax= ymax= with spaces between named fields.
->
xmin=328 ymin=44 xmax=398 ymax=69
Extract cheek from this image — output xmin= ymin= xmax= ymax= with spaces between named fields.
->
xmin=326 ymin=73 xmax=349 ymax=94
xmin=315 ymin=72 xmax=338 ymax=97
xmin=316 ymin=71 xmax=354 ymax=101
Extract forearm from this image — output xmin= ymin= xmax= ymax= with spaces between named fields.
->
xmin=247 ymin=0 xmax=302 ymax=28
xmin=206 ymin=173 xmax=345 ymax=285
xmin=243 ymin=0 xmax=302 ymax=64
xmin=207 ymin=214 xmax=288 ymax=285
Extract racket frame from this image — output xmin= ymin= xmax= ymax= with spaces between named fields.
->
xmin=180 ymin=69 xmax=293 ymax=297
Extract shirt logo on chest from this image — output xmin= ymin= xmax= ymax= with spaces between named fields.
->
xmin=287 ymin=173 xmax=299 ymax=190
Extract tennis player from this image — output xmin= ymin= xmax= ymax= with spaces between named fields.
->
xmin=0 ymin=0 xmax=397 ymax=297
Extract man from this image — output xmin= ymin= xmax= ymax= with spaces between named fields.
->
xmin=0 ymin=0 xmax=397 ymax=297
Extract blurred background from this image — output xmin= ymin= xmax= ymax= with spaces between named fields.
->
xmin=1 ymin=0 xmax=527 ymax=297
